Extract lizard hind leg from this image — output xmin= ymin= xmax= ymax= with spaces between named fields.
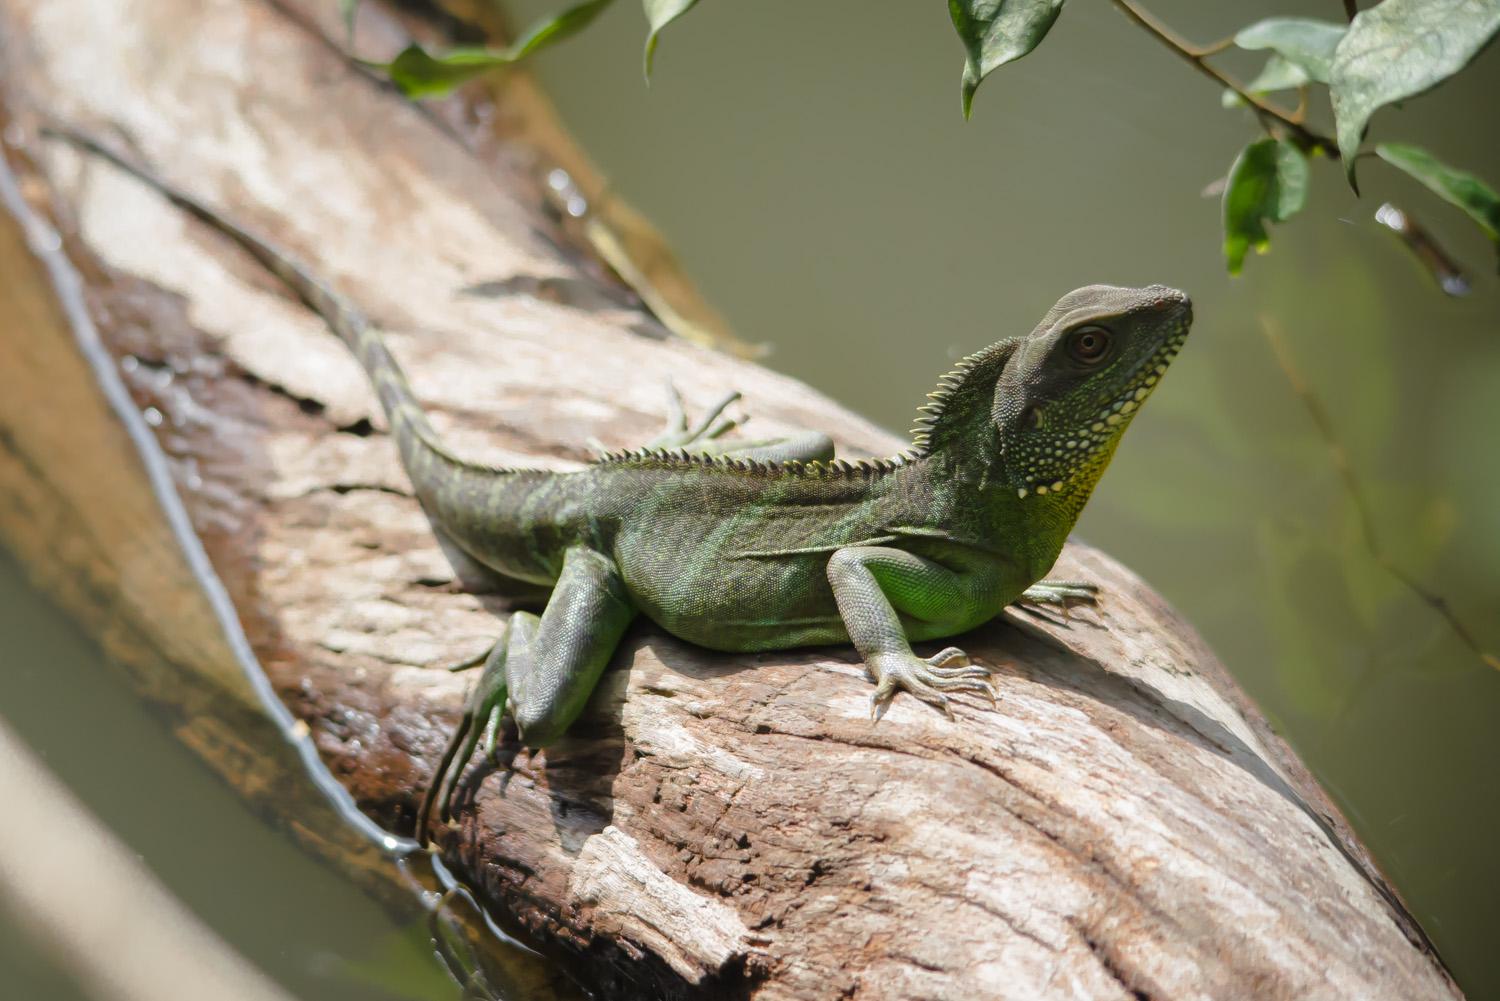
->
xmin=430 ymin=522 xmax=553 ymax=606
xmin=1015 ymin=580 xmax=1099 ymax=618
xmin=643 ymin=382 xmax=744 ymax=450
xmin=642 ymin=383 xmax=837 ymax=464
xmin=420 ymin=546 xmax=635 ymax=841
xmin=505 ymin=546 xmax=636 ymax=748
xmin=418 ymin=611 xmax=538 ymax=844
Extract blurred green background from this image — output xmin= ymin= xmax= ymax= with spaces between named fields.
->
xmin=2 ymin=1 xmax=1495 ymax=999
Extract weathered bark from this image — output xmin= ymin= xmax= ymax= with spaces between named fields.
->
xmin=0 ymin=1 xmax=1462 ymax=999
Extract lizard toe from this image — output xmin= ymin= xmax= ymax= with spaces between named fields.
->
xmin=929 ymin=676 xmax=997 ymax=703
xmin=926 ymin=663 xmax=992 ymax=681
xmin=894 ymin=675 xmax=954 ymax=718
xmin=1018 ymin=580 xmax=1101 ymax=608
xmin=926 ymin=646 xmax=971 ymax=668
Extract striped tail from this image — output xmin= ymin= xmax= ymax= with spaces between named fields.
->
xmin=55 ymin=128 xmax=474 ymax=484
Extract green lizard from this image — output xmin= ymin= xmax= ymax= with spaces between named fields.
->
xmin=61 ymin=133 xmax=1191 ymax=842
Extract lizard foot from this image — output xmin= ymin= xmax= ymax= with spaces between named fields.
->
xmin=417 ymin=651 xmax=509 ymax=845
xmin=1015 ymin=580 xmax=1098 ymax=617
xmin=644 ymin=381 xmax=745 ymax=450
xmin=867 ymin=647 xmax=996 ymax=721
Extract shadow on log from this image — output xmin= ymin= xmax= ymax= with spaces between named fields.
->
xmin=0 ymin=0 xmax=1462 ymax=998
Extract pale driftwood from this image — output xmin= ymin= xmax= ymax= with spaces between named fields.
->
xmin=0 ymin=1 xmax=1461 ymax=999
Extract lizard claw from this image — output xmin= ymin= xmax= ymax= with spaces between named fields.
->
xmin=686 ymin=391 xmax=742 ymax=440
xmin=928 ymin=646 xmax=969 ymax=667
xmin=866 ymin=648 xmax=997 ymax=721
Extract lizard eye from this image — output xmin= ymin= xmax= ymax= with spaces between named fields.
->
xmin=1067 ymin=325 xmax=1112 ymax=365
xmin=1020 ymin=404 xmax=1044 ymax=430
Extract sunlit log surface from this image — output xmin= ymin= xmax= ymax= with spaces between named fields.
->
xmin=0 ymin=1 xmax=1463 ymax=999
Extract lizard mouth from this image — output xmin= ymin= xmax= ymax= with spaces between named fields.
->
xmin=1013 ymin=321 xmax=1189 ymax=498
xmin=1093 ymin=319 xmax=1189 ymax=430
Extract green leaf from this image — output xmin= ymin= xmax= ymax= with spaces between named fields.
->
xmin=378 ymin=0 xmax=617 ymax=98
xmin=1330 ymin=0 xmax=1500 ymax=187
xmin=381 ymin=45 xmax=509 ymax=99
xmin=508 ymin=0 xmax=618 ymax=61
xmin=1222 ymin=139 xmax=1309 ymax=275
xmin=1245 ymin=53 xmax=1314 ymax=93
xmin=1376 ymin=143 xmax=1500 ymax=268
xmin=949 ymin=0 xmax=1066 ymax=119
xmin=1234 ymin=17 xmax=1345 ymax=83
xmin=643 ymin=0 xmax=699 ymax=77
xmin=1222 ymin=54 xmax=1312 ymax=108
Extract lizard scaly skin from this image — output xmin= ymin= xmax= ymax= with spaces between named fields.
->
xmin=58 ymin=132 xmax=1192 ymax=843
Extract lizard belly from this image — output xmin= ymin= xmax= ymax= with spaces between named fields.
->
xmin=619 ymin=546 xmax=851 ymax=652
xmin=616 ymin=547 xmax=1012 ymax=653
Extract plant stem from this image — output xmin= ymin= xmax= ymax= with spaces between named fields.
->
xmin=1262 ymin=318 xmax=1499 ymax=673
xmin=1109 ymin=0 xmax=1338 ymax=157
xmin=1342 ymin=0 xmax=1358 ymax=22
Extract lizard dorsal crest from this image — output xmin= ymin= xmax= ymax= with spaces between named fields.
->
xmin=908 ymin=339 xmax=1018 ymax=457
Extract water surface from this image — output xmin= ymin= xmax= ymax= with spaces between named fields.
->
xmin=0 ymin=551 xmax=461 ymax=1001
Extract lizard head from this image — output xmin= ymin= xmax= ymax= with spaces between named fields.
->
xmin=910 ymin=284 xmax=1190 ymax=507
xmin=995 ymin=284 xmax=1191 ymax=502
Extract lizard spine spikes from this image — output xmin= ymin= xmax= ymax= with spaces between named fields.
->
xmin=906 ymin=338 xmax=1018 ymax=457
xmin=588 ymin=442 xmax=916 ymax=480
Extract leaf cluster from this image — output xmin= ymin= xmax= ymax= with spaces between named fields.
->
xmin=360 ymin=0 xmax=696 ymax=96
xmin=947 ymin=0 xmax=1499 ymax=276
xmin=1209 ymin=3 xmax=1500 ymax=276
xmin=357 ymin=0 xmax=1500 ymax=280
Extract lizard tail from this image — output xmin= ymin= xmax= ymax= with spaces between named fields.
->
xmin=51 ymin=127 xmax=474 ymax=480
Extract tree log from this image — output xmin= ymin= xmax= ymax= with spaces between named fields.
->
xmin=0 ymin=1 xmax=1462 ymax=999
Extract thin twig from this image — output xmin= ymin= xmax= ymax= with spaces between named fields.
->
xmin=1109 ymin=0 xmax=1338 ymax=157
xmin=1342 ymin=0 xmax=1359 ymax=23
xmin=1261 ymin=317 xmax=1499 ymax=672
xmin=1196 ymin=36 xmax=1237 ymax=57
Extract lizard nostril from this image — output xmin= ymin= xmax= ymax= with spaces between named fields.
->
xmin=1150 ymin=289 xmax=1191 ymax=313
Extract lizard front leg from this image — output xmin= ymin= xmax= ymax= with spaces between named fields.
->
xmin=826 ymin=546 xmax=999 ymax=719
xmin=419 ymin=546 xmax=634 ymax=839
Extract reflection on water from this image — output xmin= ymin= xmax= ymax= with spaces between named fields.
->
xmin=506 ymin=0 xmax=1500 ymax=994
xmin=0 ymin=904 xmax=91 ymax=1001
xmin=0 ymin=551 xmax=462 ymax=1001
